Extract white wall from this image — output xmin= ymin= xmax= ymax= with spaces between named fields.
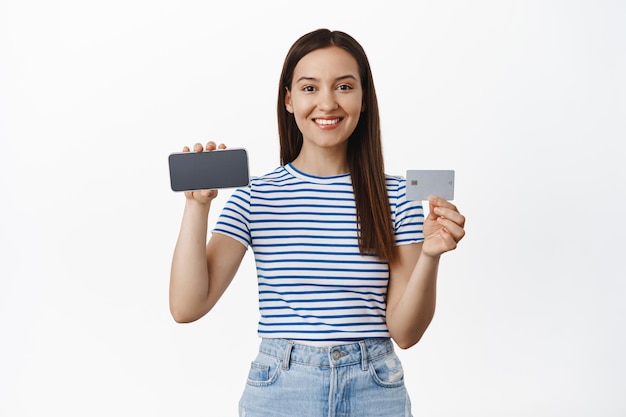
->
xmin=1 ymin=1 xmax=625 ymax=416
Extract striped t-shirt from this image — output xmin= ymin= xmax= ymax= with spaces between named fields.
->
xmin=213 ymin=163 xmax=424 ymax=341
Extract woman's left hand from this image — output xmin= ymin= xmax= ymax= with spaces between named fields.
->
xmin=421 ymin=196 xmax=466 ymax=257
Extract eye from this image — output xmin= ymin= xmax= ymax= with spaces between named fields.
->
xmin=337 ymin=84 xmax=353 ymax=91
xmin=302 ymin=85 xmax=316 ymax=92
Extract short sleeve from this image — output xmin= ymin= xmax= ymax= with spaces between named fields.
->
xmin=391 ymin=177 xmax=425 ymax=245
xmin=212 ymin=186 xmax=252 ymax=248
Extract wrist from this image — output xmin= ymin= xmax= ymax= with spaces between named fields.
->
xmin=419 ymin=249 xmax=441 ymax=264
xmin=184 ymin=198 xmax=212 ymax=216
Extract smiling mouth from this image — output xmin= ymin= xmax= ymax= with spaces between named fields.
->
xmin=314 ymin=118 xmax=342 ymax=126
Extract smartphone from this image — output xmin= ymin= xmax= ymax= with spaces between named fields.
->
xmin=168 ymin=148 xmax=250 ymax=192
xmin=405 ymin=170 xmax=455 ymax=201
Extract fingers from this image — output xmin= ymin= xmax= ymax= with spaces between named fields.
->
xmin=183 ymin=141 xmax=227 ymax=153
xmin=435 ymin=227 xmax=459 ymax=251
xmin=428 ymin=196 xmax=457 ymax=211
xmin=432 ymin=205 xmax=465 ymax=228
xmin=184 ymin=188 xmax=219 ymax=203
xmin=428 ymin=196 xmax=466 ymax=246
xmin=192 ymin=189 xmax=218 ymax=199
xmin=204 ymin=141 xmax=227 ymax=151
xmin=436 ymin=216 xmax=466 ymax=243
xmin=429 ymin=197 xmax=465 ymax=227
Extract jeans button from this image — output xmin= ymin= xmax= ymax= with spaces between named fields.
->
xmin=332 ymin=350 xmax=342 ymax=360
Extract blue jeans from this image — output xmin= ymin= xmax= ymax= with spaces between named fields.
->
xmin=239 ymin=338 xmax=413 ymax=417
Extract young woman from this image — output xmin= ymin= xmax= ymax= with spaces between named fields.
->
xmin=170 ymin=28 xmax=466 ymax=417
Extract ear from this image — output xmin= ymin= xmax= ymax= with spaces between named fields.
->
xmin=285 ymin=88 xmax=294 ymax=113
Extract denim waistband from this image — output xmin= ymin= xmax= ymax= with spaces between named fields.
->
xmin=258 ymin=337 xmax=395 ymax=371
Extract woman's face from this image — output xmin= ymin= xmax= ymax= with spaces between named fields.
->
xmin=285 ymin=46 xmax=363 ymax=153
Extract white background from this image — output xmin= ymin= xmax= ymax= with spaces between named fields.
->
xmin=1 ymin=1 xmax=625 ymax=416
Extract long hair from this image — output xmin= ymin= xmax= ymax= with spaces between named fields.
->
xmin=277 ymin=29 xmax=396 ymax=262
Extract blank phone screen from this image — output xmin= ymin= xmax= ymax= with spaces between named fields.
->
xmin=168 ymin=148 xmax=250 ymax=191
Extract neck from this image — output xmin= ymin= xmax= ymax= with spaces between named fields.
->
xmin=291 ymin=146 xmax=349 ymax=177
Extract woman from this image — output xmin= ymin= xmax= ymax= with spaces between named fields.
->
xmin=170 ymin=28 xmax=466 ymax=417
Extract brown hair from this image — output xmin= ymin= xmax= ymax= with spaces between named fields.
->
xmin=277 ymin=29 xmax=396 ymax=262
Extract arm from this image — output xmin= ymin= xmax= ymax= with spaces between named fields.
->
xmin=386 ymin=243 xmax=439 ymax=349
xmin=168 ymin=141 xmax=247 ymax=323
xmin=386 ymin=197 xmax=466 ymax=349
xmin=169 ymin=199 xmax=246 ymax=323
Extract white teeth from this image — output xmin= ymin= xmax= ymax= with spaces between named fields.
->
xmin=315 ymin=118 xmax=340 ymax=125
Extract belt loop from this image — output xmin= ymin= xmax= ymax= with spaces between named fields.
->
xmin=359 ymin=340 xmax=368 ymax=371
xmin=282 ymin=340 xmax=294 ymax=370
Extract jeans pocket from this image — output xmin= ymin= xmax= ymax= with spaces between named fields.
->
xmin=369 ymin=352 xmax=405 ymax=388
xmin=246 ymin=353 xmax=281 ymax=387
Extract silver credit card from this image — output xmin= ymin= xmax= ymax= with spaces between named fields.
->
xmin=405 ymin=170 xmax=455 ymax=201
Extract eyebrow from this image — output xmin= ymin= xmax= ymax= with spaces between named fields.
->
xmin=295 ymin=74 xmax=359 ymax=84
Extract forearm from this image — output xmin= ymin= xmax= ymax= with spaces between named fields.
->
xmin=386 ymin=253 xmax=440 ymax=349
xmin=169 ymin=200 xmax=212 ymax=322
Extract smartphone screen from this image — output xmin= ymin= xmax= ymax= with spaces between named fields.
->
xmin=405 ymin=170 xmax=455 ymax=201
xmin=168 ymin=148 xmax=250 ymax=192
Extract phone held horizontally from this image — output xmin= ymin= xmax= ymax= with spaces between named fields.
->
xmin=168 ymin=148 xmax=250 ymax=192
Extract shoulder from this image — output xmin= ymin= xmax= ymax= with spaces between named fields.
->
xmin=250 ymin=166 xmax=291 ymax=184
xmin=384 ymin=174 xmax=407 ymax=199
xmin=229 ymin=166 xmax=289 ymax=196
xmin=385 ymin=173 xmax=405 ymax=187
xmin=384 ymin=173 xmax=422 ymax=212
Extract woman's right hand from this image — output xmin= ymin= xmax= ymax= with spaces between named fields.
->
xmin=182 ymin=141 xmax=227 ymax=204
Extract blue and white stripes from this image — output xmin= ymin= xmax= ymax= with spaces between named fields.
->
xmin=213 ymin=164 xmax=424 ymax=341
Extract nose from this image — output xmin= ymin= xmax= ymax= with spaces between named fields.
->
xmin=317 ymin=89 xmax=338 ymax=111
